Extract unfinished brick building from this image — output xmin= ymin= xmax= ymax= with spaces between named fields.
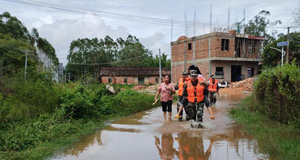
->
xmin=100 ymin=67 xmax=171 ymax=85
xmin=171 ymin=31 xmax=265 ymax=83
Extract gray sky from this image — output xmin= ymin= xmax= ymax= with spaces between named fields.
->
xmin=1 ymin=0 xmax=299 ymax=65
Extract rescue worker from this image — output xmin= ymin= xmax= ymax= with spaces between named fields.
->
xmin=195 ymin=66 xmax=212 ymax=111
xmin=182 ymin=70 xmax=215 ymax=124
xmin=175 ymin=132 xmax=214 ymax=160
xmin=174 ymin=71 xmax=189 ymax=120
xmin=155 ymin=75 xmax=175 ymax=121
xmin=208 ymin=75 xmax=220 ymax=105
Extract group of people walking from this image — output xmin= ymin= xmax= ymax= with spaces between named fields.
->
xmin=154 ymin=65 xmax=220 ymax=125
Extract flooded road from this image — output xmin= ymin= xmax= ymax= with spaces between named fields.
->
xmin=52 ymin=93 xmax=272 ymax=160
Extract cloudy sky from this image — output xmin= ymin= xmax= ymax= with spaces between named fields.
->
xmin=0 ymin=0 xmax=299 ymax=65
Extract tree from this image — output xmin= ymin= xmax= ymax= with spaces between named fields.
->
xmin=244 ymin=10 xmax=282 ymax=43
xmin=0 ymin=12 xmax=59 ymax=77
xmin=0 ymin=12 xmax=31 ymax=41
xmin=143 ymin=53 xmax=171 ymax=68
xmin=66 ymin=35 xmax=156 ymax=80
xmin=115 ymin=35 xmax=152 ymax=67
xmin=0 ymin=33 xmax=36 ymax=76
xmin=293 ymin=1 xmax=300 ymax=26
xmin=31 ymin=28 xmax=59 ymax=66
xmin=263 ymin=32 xmax=300 ymax=67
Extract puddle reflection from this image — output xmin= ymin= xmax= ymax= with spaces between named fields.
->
xmin=52 ymin=94 xmax=274 ymax=160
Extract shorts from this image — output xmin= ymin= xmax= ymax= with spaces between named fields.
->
xmin=161 ymin=100 xmax=173 ymax=112
xmin=204 ymin=95 xmax=210 ymax=108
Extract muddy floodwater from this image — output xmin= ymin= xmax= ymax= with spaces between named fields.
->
xmin=52 ymin=93 xmax=274 ymax=160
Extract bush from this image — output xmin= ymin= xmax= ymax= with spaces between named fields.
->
xmin=253 ymin=63 xmax=300 ymax=127
xmin=0 ymin=71 xmax=60 ymax=121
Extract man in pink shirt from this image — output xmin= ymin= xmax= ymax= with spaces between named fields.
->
xmin=155 ymin=75 xmax=175 ymax=120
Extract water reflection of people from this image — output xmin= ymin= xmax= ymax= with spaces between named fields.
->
xmin=175 ymin=132 xmax=214 ymax=160
xmin=154 ymin=133 xmax=176 ymax=160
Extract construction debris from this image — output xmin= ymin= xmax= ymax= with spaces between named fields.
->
xmin=106 ymin=85 xmax=115 ymax=94
xmin=229 ymin=78 xmax=253 ymax=91
xmin=133 ymin=85 xmax=145 ymax=90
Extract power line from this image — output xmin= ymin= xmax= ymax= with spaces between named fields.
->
xmin=3 ymin=0 xmax=294 ymax=30
xmin=67 ymin=54 xmax=148 ymax=65
xmin=4 ymin=0 xmax=205 ymax=28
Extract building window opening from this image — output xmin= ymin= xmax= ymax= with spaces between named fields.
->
xmin=221 ymin=39 xmax=229 ymax=51
xmin=188 ymin=43 xmax=192 ymax=50
xmin=138 ymin=77 xmax=144 ymax=85
xmin=215 ymin=67 xmax=224 ymax=79
xmin=247 ymin=67 xmax=254 ymax=77
xmin=108 ymin=78 xmax=112 ymax=83
xmin=124 ymin=78 xmax=128 ymax=83
xmin=215 ymin=67 xmax=224 ymax=75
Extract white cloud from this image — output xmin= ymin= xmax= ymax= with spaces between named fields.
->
xmin=140 ymin=32 xmax=170 ymax=57
xmin=37 ymin=13 xmax=169 ymax=65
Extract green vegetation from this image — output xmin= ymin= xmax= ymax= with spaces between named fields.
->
xmin=230 ymin=96 xmax=300 ymax=160
xmin=0 ymin=70 xmax=159 ymax=160
xmin=230 ymin=63 xmax=300 ymax=160
xmin=67 ymin=35 xmax=171 ymax=81
xmin=253 ymin=63 xmax=300 ymax=127
xmin=0 ymin=12 xmax=164 ymax=160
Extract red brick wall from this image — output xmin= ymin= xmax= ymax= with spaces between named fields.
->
xmin=195 ymin=61 xmax=210 ymax=80
xmin=149 ymin=77 xmax=158 ymax=84
xmin=211 ymin=37 xmax=235 ymax=58
xmin=101 ymin=76 xmax=135 ymax=84
xmin=171 ymin=33 xmax=260 ymax=83
xmin=101 ymin=76 xmax=160 ymax=85
xmin=195 ymin=39 xmax=209 ymax=59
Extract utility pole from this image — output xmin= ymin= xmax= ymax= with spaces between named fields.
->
xmin=184 ymin=13 xmax=187 ymax=71
xmin=25 ymin=51 xmax=28 ymax=79
xmin=228 ymin=6 xmax=230 ymax=31
xmin=194 ymin=11 xmax=196 ymax=37
xmin=285 ymin=26 xmax=300 ymax=63
xmin=159 ymin=49 xmax=161 ymax=84
xmin=270 ymin=47 xmax=286 ymax=66
xmin=210 ymin=4 xmax=212 ymax=33
xmin=286 ymin=27 xmax=290 ymax=64
xmin=171 ymin=17 xmax=173 ymax=81
xmin=21 ymin=50 xmax=33 ymax=80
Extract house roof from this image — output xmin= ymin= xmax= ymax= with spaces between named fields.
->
xmin=100 ymin=67 xmax=171 ymax=77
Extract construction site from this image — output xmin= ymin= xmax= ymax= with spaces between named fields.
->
xmin=171 ymin=30 xmax=264 ymax=83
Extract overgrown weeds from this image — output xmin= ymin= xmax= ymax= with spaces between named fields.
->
xmin=0 ymin=71 xmax=158 ymax=160
xmin=230 ymin=96 xmax=300 ymax=160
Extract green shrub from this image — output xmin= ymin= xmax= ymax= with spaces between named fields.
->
xmin=0 ymin=71 xmax=60 ymax=121
xmin=253 ymin=63 xmax=300 ymax=127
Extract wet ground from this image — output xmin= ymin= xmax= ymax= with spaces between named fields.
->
xmin=52 ymin=92 xmax=272 ymax=160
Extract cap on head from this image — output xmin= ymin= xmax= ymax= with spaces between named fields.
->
xmin=190 ymin=70 xmax=198 ymax=77
xmin=182 ymin=71 xmax=188 ymax=76
xmin=211 ymin=75 xmax=215 ymax=79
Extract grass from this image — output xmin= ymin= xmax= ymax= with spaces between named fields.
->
xmin=229 ymin=95 xmax=300 ymax=160
xmin=0 ymin=88 xmax=159 ymax=160
xmin=0 ymin=120 xmax=103 ymax=160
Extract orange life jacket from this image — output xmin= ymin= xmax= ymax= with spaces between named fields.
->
xmin=198 ymin=77 xmax=205 ymax=83
xmin=178 ymin=78 xmax=184 ymax=96
xmin=208 ymin=78 xmax=218 ymax=92
xmin=186 ymin=80 xmax=205 ymax=103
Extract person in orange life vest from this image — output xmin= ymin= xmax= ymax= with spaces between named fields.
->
xmin=174 ymin=71 xmax=189 ymax=120
xmin=195 ymin=66 xmax=213 ymax=111
xmin=175 ymin=132 xmax=214 ymax=160
xmin=180 ymin=70 xmax=215 ymax=121
xmin=155 ymin=75 xmax=175 ymax=120
xmin=174 ymin=65 xmax=196 ymax=120
xmin=208 ymin=75 xmax=220 ymax=105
